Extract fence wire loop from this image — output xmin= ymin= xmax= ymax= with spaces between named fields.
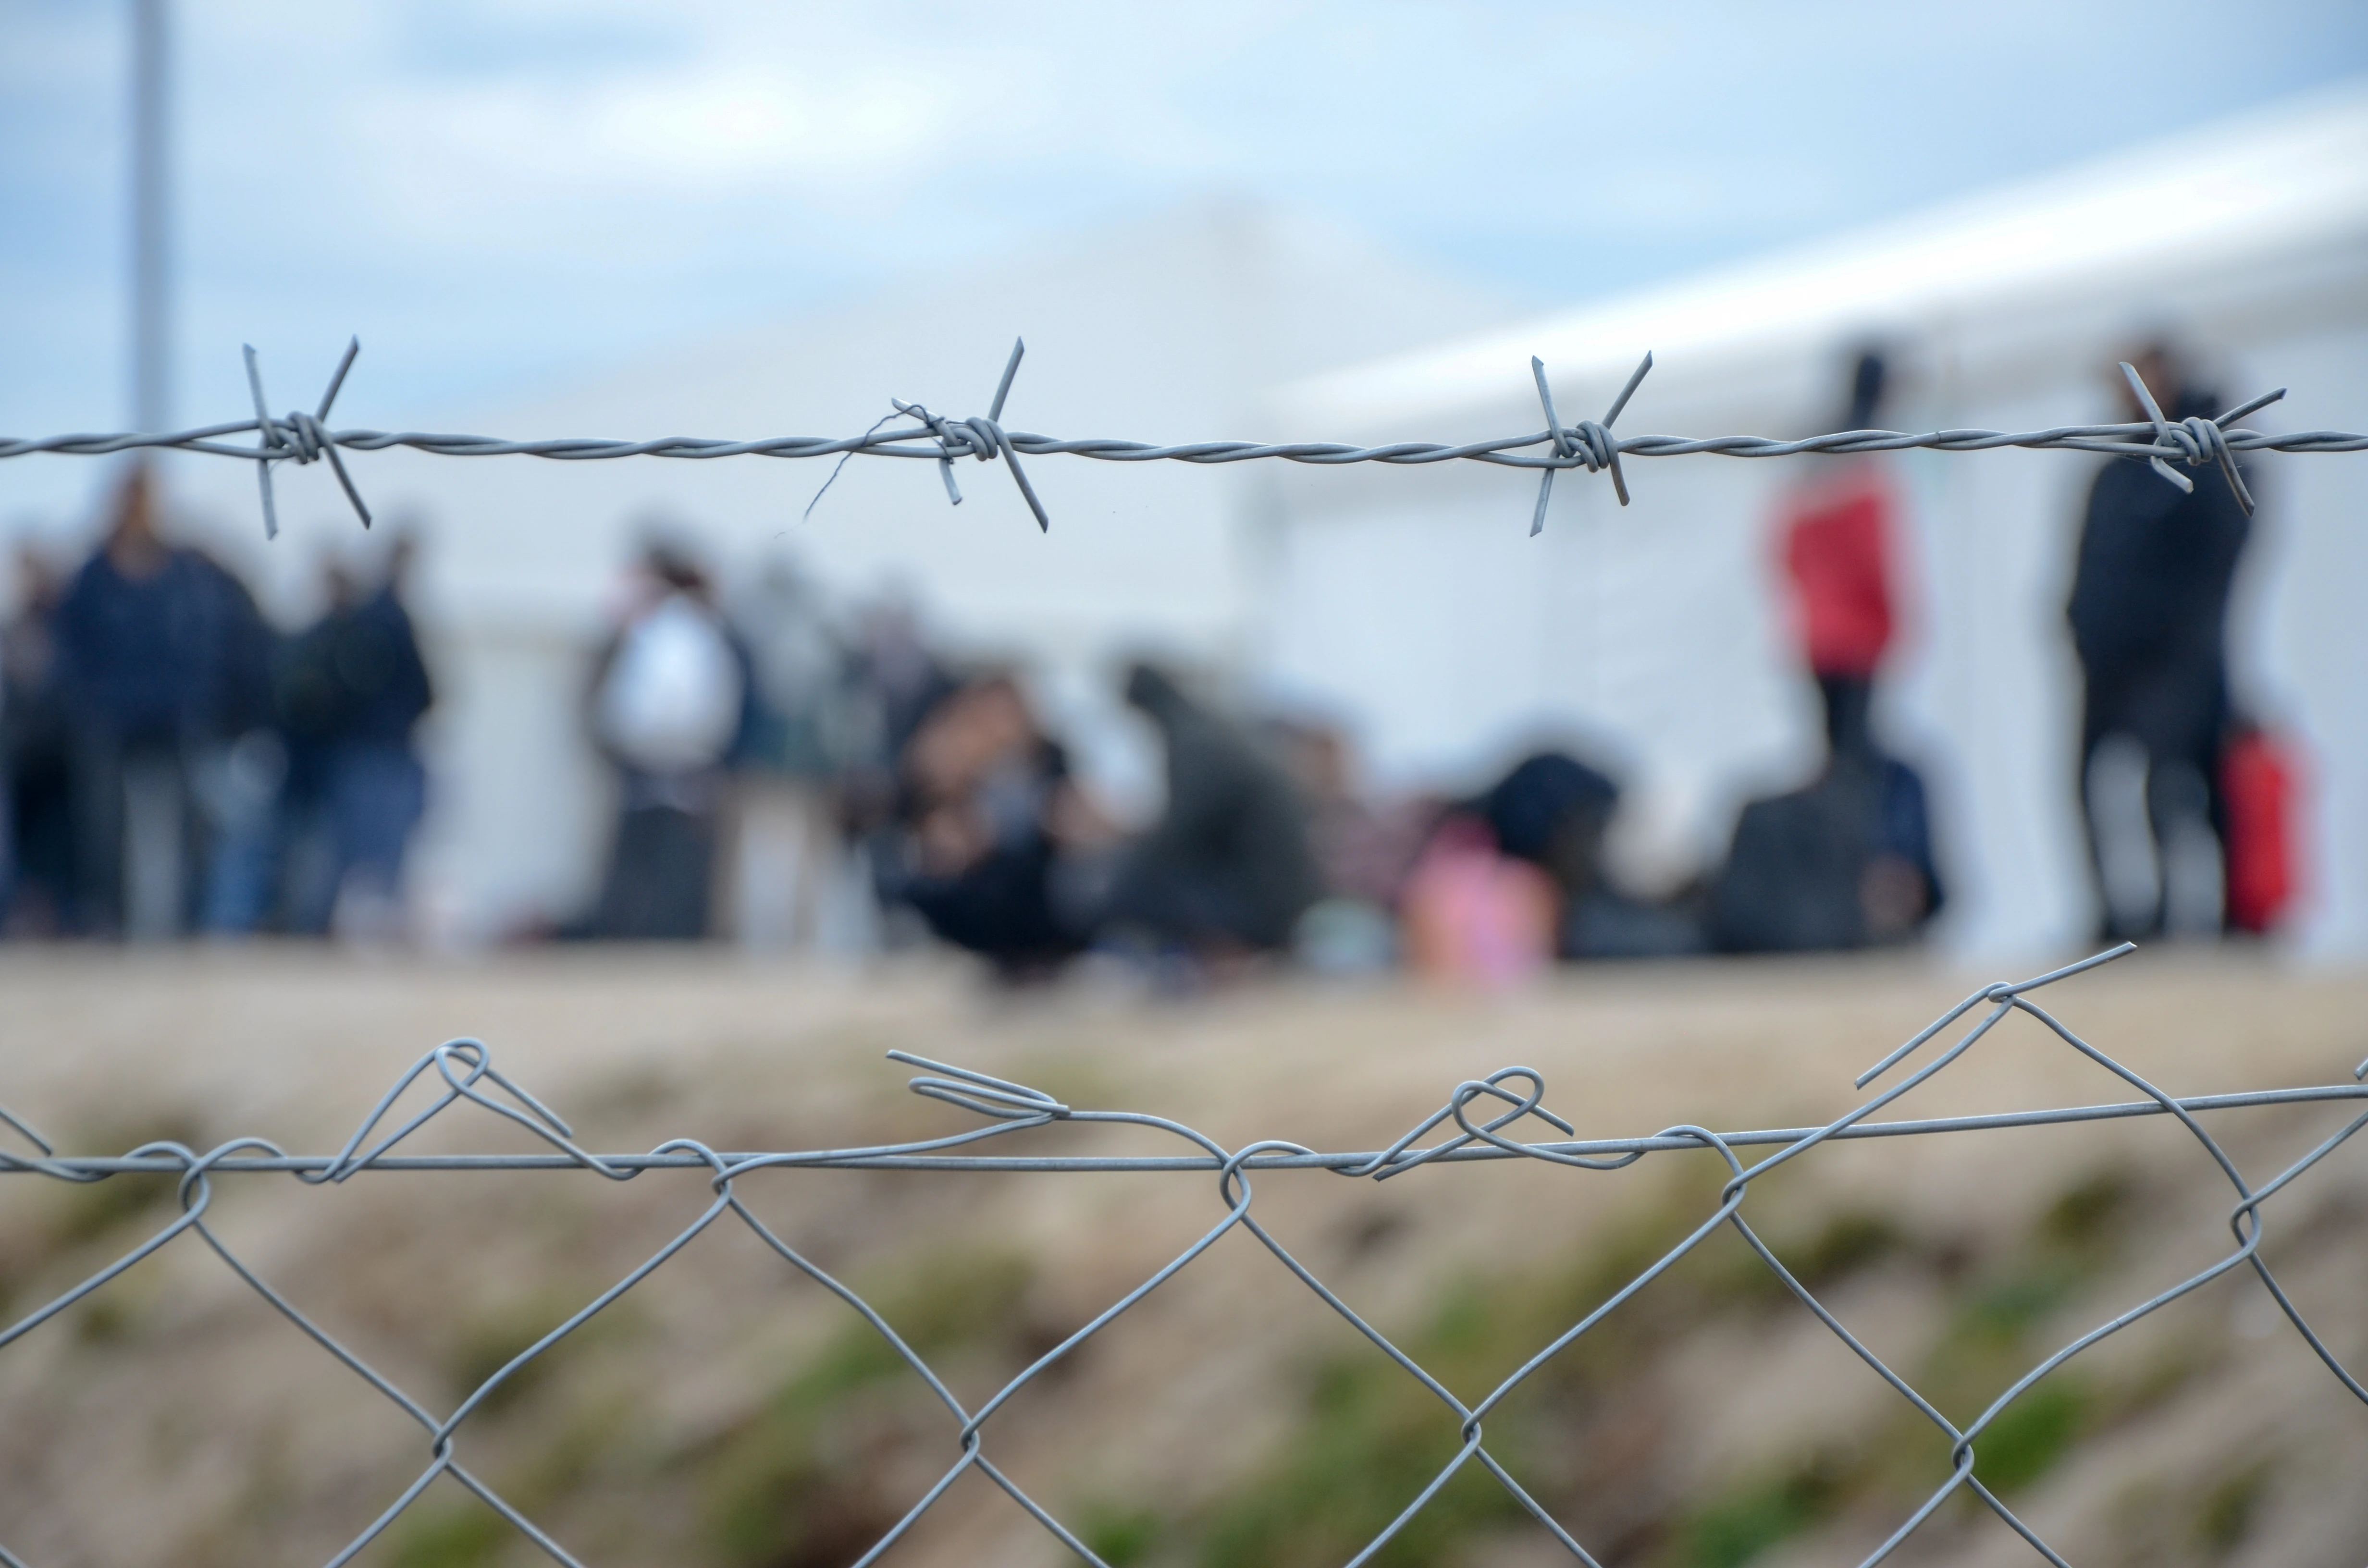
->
xmin=3 ymin=945 xmax=2366 ymax=1568
xmin=889 ymin=1047 xmax=1073 ymax=1121
xmin=9 ymin=339 xmax=2354 ymax=539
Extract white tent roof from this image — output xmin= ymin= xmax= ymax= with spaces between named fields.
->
xmin=172 ymin=203 xmax=1521 ymax=650
xmin=1281 ymin=81 xmax=2368 ymax=437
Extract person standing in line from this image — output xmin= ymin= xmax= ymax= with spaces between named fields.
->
xmin=720 ymin=555 xmax=849 ymax=953
xmin=264 ymin=538 xmax=435 ymax=937
xmin=1781 ymin=350 xmax=1901 ymax=764
xmin=2067 ymin=342 xmax=2253 ymax=940
xmin=324 ymin=535 xmax=433 ymax=938
xmin=838 ymin=594 xmax=957 ymax=937
xmin=52 ymin=466 xmax=263 ymax=938
xmin=1 ymin=547 xmax=75 ymax=935
xmin=583 ymin=538 xmax=752 ymax=941
xmin=1715 ymin=350 xmax=1941 ymax=951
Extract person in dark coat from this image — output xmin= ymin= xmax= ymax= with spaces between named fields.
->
xmin=1710 ymin=755 xmax=1938 ymax=954
xmin=1103 ymin=662 xmax=1320 ymax=956
xmin=2067 ymin=344 xmax=2253 ymax=939
xmin=888 ymin=673 xmax=1092 ymax=977
xmin=52 ymin=466 xmax=265 ymax=937
xmin=2 ymin=548 xmax=75 ymax=934
xmin=267 ymin=541 xmax=435 ymax=934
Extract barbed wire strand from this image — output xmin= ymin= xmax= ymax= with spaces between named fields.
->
xmin=4 ymin=944 xmax=2366 ymax=1568
xmin=7 ymin=338 xmax=2361 ymax=539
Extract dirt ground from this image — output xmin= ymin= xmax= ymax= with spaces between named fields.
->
xmin=2 ymin=946 xmax=2365 ymax=1568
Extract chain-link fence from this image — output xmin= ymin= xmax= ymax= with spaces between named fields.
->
xmin=4 ymin=943 xmax=2366 ymax=1568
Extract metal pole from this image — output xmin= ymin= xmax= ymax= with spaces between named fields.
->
xmin=130 ymin=0 xmax=170 ymax=434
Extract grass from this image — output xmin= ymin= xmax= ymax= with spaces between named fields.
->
xmin=1175 ymin=1161 xmax=2166 ymax=1568
xmin=700 ymin=1247 xmax=1046 ymax=1568
xmin=1193 ymin=1167 xmax=1841 ymax=1568
xmin=1078 ymin=1504 xmax=1164 ymax=1568
xmin=1676 ymin=1462 xmax=1841 ymax=1568
xmin=377 ymin=1158 xmax=2174 ymax=1568
xmin=386 ymin=1492 xmax=515 ymax=1568
xmin=2192 ymin=1457 xmax=2272 ymax=1556
xmin=1967 ymin=1379 xmax=2087 ymax=1495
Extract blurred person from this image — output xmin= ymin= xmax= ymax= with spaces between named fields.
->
xmin=2068 ymin=342 xmax=2254 ymax=940
xmin=886 ymin=671 xmax=1104 ymax=978
xmin=1102 ymin=662 xmax=1319 ymax=961
xmin=52 ymin=466 xmax=269 ymax=938
xmin=720 ymin=555 xmax=850 ymax=953
xmin=849 ymin=595 xmax=956 ymax=773
xmin=1711 ymin=760 xmax=1931 ymax=953
xmin=1713 ymin=352 xmax=1942 ymax=952
xmin=260 ymin=539 xmax=433 ymax=938
xmin=1781 ymin=350 xmax=1900 ymax=762
xmin=1399 ymin=812 xmax=1558 ymax=987
xmin=1476 ymin=749 xmax=1707 ymax=960
xmin=1266 ymin=718 xmax=1434 ymax=974
xmin=1268 ymin=718 xmax=1435 ymax=909
xmin=838 ymin=594 xmax=958 ymax=939
xmin=839 ymin=597 xmax=955 ymax=815
xmin=583 ymin=538 xmax=751 ymax=941
xmin=2 ymin=546 xmax=74 ymax=934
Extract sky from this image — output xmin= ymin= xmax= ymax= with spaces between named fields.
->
xmin=3 ymin=0 xmax=2367 ymax=505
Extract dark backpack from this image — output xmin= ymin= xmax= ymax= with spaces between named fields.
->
xmin=1712 ymin=768 xmax=1878 ymax=953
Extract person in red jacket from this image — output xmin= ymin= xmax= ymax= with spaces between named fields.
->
xmin=1781 ymin=351 xmax=1899 ymax=760
xmin=1714 ymin=350 xmax=1943 ymax=951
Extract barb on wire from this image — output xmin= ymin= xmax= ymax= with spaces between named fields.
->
xmin=8 ymin=339 xmax=2355 ymax=538
xmin=1529 ymin=351 xmax=1651 ymax=532
xmin=239 ymin=337 xmax=372 ymax=539
xmin=2120 ymin=359 xmax=2270 ymax=514
xmin=886 ymin=336 xmax=1050 ymax=531
xmin=3 ymin=947 xmax=2367 ymax=1568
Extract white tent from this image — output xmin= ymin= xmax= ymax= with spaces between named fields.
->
xmin=154 ymin=206 xmax=1514 ymax=936
xmin=1257 ymin=83 xmax=2368 ymax=959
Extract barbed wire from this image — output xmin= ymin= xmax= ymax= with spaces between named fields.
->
xmin=5 ymin=338 xmax=2361 ymax=538
xmin=4 ymin=943 xmax=2366 ymax=1568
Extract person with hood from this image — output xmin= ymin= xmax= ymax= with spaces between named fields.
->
xmin=1104 ymin=662 xmax=1320 ymax=958
xmin=2067 ymin=342 xmax=2253 ymax=939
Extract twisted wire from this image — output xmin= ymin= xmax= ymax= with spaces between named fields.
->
xmin=3 ymin=943 xmax=2365 ymax=1568
xmin=5 ymin=339 xmax=2355 ymax=537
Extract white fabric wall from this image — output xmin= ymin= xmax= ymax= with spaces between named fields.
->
xmin=133 ymin=207 xmax=1516 ymax=935
xmin=1255 ymin=311 xmax=2368 ymax=961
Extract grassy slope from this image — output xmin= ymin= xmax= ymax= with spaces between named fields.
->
xmin=0 ymin=947 xmax=2364 ymax=1568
